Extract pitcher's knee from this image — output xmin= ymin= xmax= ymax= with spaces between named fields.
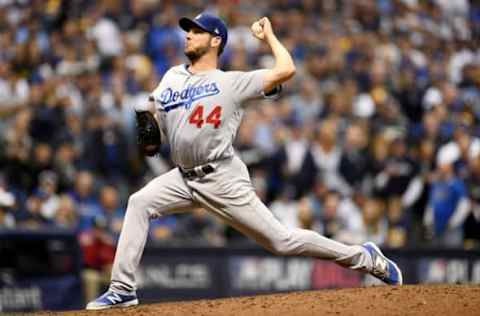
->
xmin=127 ymin=191 xmax=150 ymax=214
xmin=269 ymin=232 xmax=300 ymax=256
xmin=270 ymin=229 xmax=313 ymax=256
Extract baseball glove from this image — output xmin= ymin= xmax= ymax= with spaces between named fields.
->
xmin=136 ymin=111 xmax=161 ymax=156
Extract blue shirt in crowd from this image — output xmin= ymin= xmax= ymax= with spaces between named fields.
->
xmin=429 ymin=178 xmax=467 ymax=235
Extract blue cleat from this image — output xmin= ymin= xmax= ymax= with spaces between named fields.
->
xmin=86 ymin=290 xmax=138 ymax=310
xmin=362 ymin=242 xmax=403 ymax=285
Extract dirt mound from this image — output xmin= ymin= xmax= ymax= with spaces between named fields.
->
xmin=38 ymin=285 xmax=480 ymax=316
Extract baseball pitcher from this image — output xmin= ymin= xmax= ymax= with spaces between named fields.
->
xmin=86 ymin=12 xmax=402 ymax=310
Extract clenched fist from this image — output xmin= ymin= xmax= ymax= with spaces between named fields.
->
xmin=251 ymin=17 xmax=273 ymax=41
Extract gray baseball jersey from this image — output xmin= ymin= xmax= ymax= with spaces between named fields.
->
xmin=150 ymin=64 xmax=268 ymax=169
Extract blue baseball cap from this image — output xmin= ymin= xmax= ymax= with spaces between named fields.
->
xmin=179 ymin=13 xmax=228 ymax=51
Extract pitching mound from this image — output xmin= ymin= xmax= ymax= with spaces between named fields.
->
xmin=39 ymin=285 xmax=480 ymax=316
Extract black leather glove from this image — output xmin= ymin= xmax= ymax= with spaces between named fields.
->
xmin=136 ymin=111 xmax=161 ymax=156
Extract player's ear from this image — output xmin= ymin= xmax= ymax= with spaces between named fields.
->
xmin=210 ymin=36 xmax=222 ymax=49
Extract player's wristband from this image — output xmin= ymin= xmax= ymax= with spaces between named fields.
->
xmin=262 ymin=85 xmax=282 ymax=99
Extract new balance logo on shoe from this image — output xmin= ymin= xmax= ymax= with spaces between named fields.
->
xmin=86 ymin=290 xmax=139 ymax=310
xmin=106 ymin=293 xmax=124 ymax=304
xmin=375 ymin=255 xmax=388 ymax=272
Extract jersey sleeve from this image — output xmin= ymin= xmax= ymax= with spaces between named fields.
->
xmin=134 ymin=86 xmax=163 ymax=112
xmin=149 ymin=83 xmax=166 ymax=111
xmin=148 ymin=69 xmax=173 ymax=111
xmin=230 ymin=69 xmax=280 ymax=105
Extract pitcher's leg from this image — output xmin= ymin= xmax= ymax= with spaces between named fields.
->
xmin=250 ymin=198 xmax=372 ymax=270
xmin=109 ymin=190 xmax=151 ymax=294
xmin=199 ymin=191 xmax=372 ymax=272
xmin=110 ymin=168 xmax=196 ymax=295
xmin=189 ymin=156 xmax=373 ymax=271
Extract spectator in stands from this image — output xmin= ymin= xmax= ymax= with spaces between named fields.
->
xmin=361 ymin=196 xmax=388 ymax=246
xmin=0 ymin=202 xmax=15 ymax=229
xmin=54 ymin=194 xmax=78 ymax=230
xmin=82 ymin=109 xmax=130 ymax=185
xmin=252 ymin=102 xmax=278 ymax=157
xmin=338 ymin=122 xmax=371 ymax=193
xmin=424 ymin=149 xmax=471 ymax=247
xmin=373 ymin=134 xmax=419 ymax=243
xmin=296 ymin=197 xmax=323 ymax=232
xmin=176 ymin=208 xmax=225 ymax=246
xmin=79 ymin=216 xmax=115 ymax=305
xmin=0 ymin=175 xmax=16 ymax=229
xmin=464 ymin=155 xmax=480 ymax=248
xmin=451 ymin=126 xmax=480 ymax=179
xmin=68 ymin=171 xmax=102 ymax=232
xmin=98 ymin=185 xmax=124 ymax=241
xmin=29 ymin=82 xmax=67 ymax=146
xmin=35 ymin=170 xmax=60 ymax=221
xmin=289 ymin=78 xmax=323 ymax=125
xmin=148 ymin=215 xmax=177 ymax=244
xmin=235 ymin=110 xmax=268 ymax=169
xmin=17 ymin=195 xmax=50 ymax=229
xmin=145 ymin=6 xmax=184 ymax=75
xmin=270 ymin=185 xmax=299 ymax=230
xmin=29 ymin=143 xmax=55 ymax=192
xmin=321 ymin=190 xmax=364 ymax=245
xmin=306 ymin=176 xmax=328 ymax=218
xmin=311 ymin=119 xmax=346 ymax=194
xmin=404 ymin=139 xmax=437 ymax=245
xmin=270 ymin=123 xmax=317 ymax=199
xmin=53 ymin=142 xmax=78 ymax=192
xmin=2 ymin=109 xmax=31 ymax=195
xmin=386 ymin=197 xmax=407 ymax=248
xmin=374 ymin=135 xmax=419 ymax=201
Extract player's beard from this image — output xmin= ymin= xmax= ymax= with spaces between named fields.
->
xmin=185 ymin=44 xmax=210 ymax=63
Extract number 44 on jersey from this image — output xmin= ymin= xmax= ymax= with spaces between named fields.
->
xmin=189 ymin=105 xmax=222 ymax=129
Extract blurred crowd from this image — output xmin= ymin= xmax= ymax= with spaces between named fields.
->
xmin=1 ymin=0 xmax=480 ymax=277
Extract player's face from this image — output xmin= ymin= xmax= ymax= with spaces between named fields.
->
xmin=184 ymin=27 xmax=214 ymax=61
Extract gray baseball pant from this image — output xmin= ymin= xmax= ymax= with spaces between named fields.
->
xmin=110 ymin=156 xmax=372 ymax=294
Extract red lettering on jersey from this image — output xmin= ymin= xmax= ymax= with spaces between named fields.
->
xmin=189 ymin=105 xmax=205 ymax=128
xmin=206 ymin=106 xmax=222 ymax=129
xmin=189 ymin=105 xmax=222 ymax=129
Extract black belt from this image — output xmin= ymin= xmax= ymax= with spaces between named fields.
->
xmin=179 ymin=164 xmax=215 ymax=179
